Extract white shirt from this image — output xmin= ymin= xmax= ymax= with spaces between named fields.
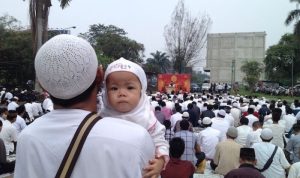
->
xmin=4 ymin=92 xmax=13 ymax=100
xmin=32 ymin=102 xmax=43 ymax=117
xmin=282 ymin=114 xmax=297 ymax=132
xmin=211 ymin=117 xmax=230 ymax=141
xmin=0 ymin=120 xmax=17 ymax=155
xmin=225 ymin=113 xmax=234 ymax=126
xmin=42 ymin=98 xmax=54 ymax=112
xmin=252 ymin=142 xmax=290 ymax=178
xmin=25 ymin=103 xmax=34 ymax=121
xmin=7 ymin=101 xmax=19 ymax=111
xmin=245 ymin=128 xmax=262 ymax=147
xmin=170 ymin=112 xmax=182 ymax=130
xmin=236 ymin=125 xmax=252 ymax=147
xmin=246 ymin=114 xmax=259 ymax=127
xmin=14 ymin=109 xmax=155 ymax=178
xmin=198 ymin=127 xmax=221 ymax=159
xmin=230 ymin=107 xmax=241 ymax=127
xmin=288 ymin=162 xmax=300 ymax=178
xmin=13 ymin=115 xmax=27 ymax=135
xmin=264 ymin=124 xmax=285 ymax=149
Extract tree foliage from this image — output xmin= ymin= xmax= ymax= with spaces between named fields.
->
xmin=241 ymin=61 xmax=263 ymax=91
xmin=0 ymin=15 xmax=34 ymax=87
xmin=164 ymin=0 xmax=211 ymax=73
xmin=79 ymin=24 xmax=145 ymax=67
xmin=264 ymin=34 xmax=300 ymax=85
xmin=145 ymin=51 xmax=171 ymax=74
xmin=285 ymin=0 xmax=300 ymax=38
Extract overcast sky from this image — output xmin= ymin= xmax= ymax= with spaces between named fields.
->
xmin=0 ymin=0 xmax=297 ymax=69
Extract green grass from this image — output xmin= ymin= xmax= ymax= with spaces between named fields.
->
xmin=233 ymin=87 xmax=299 ymax=104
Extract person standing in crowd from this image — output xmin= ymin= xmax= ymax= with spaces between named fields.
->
xmin=14 ymin=35 xmax=155 ymax=178
xmin=252 ymin=128 xmax=290 ymax=178
xmin=224 ymin=148 xmax=265 ymax=178
xmin=100 ymin=57 xmax=168 ymax=177
xmin=161 ymin=137 xmax=195 ymax=178
xmin=211 ymin=127 xmax=242 ymax=176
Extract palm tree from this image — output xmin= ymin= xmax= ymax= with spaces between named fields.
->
xmin=29 ymin=0 xmax=71 ymax=90
xmin=285 ymin=0 xmax=300 ymax=37
xmin=146 ymin=51 xmax=171 ymax=73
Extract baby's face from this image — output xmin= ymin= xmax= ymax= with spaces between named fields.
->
xmin=106 ymin=71 xmax=142 ymax=113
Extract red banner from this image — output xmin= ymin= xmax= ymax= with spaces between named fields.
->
xmin=157 ymin=74 xmax=191 ymax=93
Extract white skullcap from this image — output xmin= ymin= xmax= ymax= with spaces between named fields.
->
xmin=261 ymin=128 xmax=273 ymax=140
xmin=218 ymin=110 xmax=226 ymax=117
xmin=232 ymin=102 xmax=239 ymax=108
xmin=35 ymin=34 xmax=98 ymax=99
xmin=202 ymin=117 xmax=212 ymax=125
xmin=104 ymin=57 xmax=147 ymax=92
xmin=182 ymin=112 xmax=189 ymax=118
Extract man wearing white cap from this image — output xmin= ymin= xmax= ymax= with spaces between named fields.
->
xmin=252 ymin=128 xmax=290 ymax=178
xmin=211 ymin=110 xmax=230 ymax=141
xmin=14 ymin=35 xmax=155 ymax=178
xmin=7 ymin=97 xmax=19 ymax=111
xmin=198 ymin=117 xmax=221 ymax=160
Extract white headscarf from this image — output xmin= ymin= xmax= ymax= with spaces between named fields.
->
xmin=100 ymin=57 xmax=156 ymax=130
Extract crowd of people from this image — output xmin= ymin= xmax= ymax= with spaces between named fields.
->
xmin=0 ymin=34 xmax=299 ymax=178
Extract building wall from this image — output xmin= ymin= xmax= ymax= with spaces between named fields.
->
xmin=206 ymin=32 xmax=266 ymax=84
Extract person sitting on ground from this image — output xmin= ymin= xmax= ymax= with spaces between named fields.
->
xmin=211 ymin=126 xmax=242 ymax=175
xmin=224 ymin=148 xmax=265 ymax=178
xmin=252 ymin=128 xmax=290 ymax=178
xmin=286 ymin=123 xmax=300 ymax=163
xmin=174 ymin=120 xmax=205 ymax=168
xmin=163 ymin=120 xmax=174 ymax=142
xmin=0 ymin=110 xmax=17 ymax=155
xmin=174 ymin=112 xmax=193 ymax=132
xmin=100 ymin=57 xmax=168 ymax=177
xmin=245 ymin=121 xmax=263 ymax=147
xmin=14 ymin=35 xmax=155 ymax=178
xmin=0 ymin=120 xmax=15 ymax=174
xmin=198 ymin=117 xmax=221 ymax=160
xmin=154 ymin=106 xmax=166 ymax=124
xmin=236 ymin=116 xmax=252 ymax=147
xmin=161 ymin=137 xmax=195 ymax=178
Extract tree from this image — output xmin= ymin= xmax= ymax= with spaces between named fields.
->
xmin=0 ymin=15 xmax=34 ymax=87
xmin=145 ymin=51 xmax=171 ymax=73
xmin=264 ymin=34 xmax=299 ymax=85
xmin=164 ymin=0 xmax=211 ymax=73
xmin=285 ymin=0 xmax=300 ymax=37
xmin=28 ymin=0 xmax=72 ymax=90
xmin=79 ymin=24 xmax=145 ymax=66
xmin=240 ymin=61 xmax=263 ymax=91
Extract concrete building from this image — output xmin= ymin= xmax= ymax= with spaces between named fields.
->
xmin=206 ymin=32 xmax=266 ymax=84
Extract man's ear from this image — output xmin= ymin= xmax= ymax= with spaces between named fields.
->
xmin=95 ymin=65 xmax=104 ymax=85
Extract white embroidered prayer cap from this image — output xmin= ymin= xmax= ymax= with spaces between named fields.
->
xmin=35 ymin=34 xmax=98 ymax=99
